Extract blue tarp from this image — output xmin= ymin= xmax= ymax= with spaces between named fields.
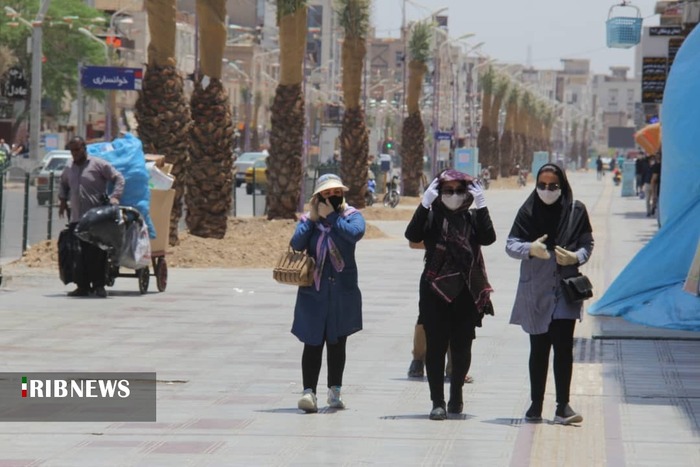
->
xmin=588 ymin=25 xmax=700 ymax=330
xmin=87 ymin=133 xmax=156 ymax=238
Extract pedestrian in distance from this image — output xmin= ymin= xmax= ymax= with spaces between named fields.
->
xmin=506 ymin=163 xmax=594 ymax=425
xmin=405 ymin=169 xmax=496 ymax=420
xmin=595 ymin=155 xmax=604 ymax=180
xmin=290 ymin=174 xmax=365 ymax=413
xmin=58 ymin=136 xmax=125 ymax=298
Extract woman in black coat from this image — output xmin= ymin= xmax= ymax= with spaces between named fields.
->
xmin=405 ymin=169 xmax=496 ymax=420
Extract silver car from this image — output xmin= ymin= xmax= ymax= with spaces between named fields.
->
xmin=36 ymin=151 xmax=71 ymax=205
xmin=233 ymin=152 xmax=267 ymax=187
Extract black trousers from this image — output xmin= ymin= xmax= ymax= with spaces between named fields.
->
xmin=301 ymin=336 xmax=347 ymax=394
xmin=420 ymin=280 xmax=476 ymax=405
xmin=71 ymin=226 xmax=107 ymax=290
xmin=529 ymin=319 xmax=576 ymax=406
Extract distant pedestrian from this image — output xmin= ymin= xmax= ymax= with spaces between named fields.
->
xmin=642 ymin=155 xmax=657 ymax=216
xmin=506 ymin=163 xmax=594 ymax=425
xmin=405 ymin=169 xmax=496 ymax=420
xmin=650 ymin=147 xmax=662 ymax=221
xmin=290 ymin=174 xmax=365 ymax=413
xmin=596 ymin=156 xmax=604 ymax=180
xmin=635 ymin=155 xmax=648 ymax=196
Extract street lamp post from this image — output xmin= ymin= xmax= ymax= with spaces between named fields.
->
xmin=78 ymin=27 xmax=110 ymax=141
xmin=5 ymin=2 xmax=51 ymax=162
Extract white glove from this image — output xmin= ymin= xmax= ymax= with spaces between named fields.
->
xmin=555 ymin=246 xmax=579 ymax=266
xmin=421 ymin=178 xmax=440 ymax=208
xmin=318 ymin=199 xmax=333 ymax=218
xmin=468 ymin=180 xmax=486 ymax=209
xmin=529 ymin=234 xmax=551 ymax=260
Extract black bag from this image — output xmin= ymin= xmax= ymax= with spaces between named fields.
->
xmin=559 ymin=199 xmax=593 ymax=304
xmin=561 ymin=274 xmax=593 ymax=304
xmin=58 ymin=227 xmax=82 ymax=285
xmin=75 ymin=205 xmax=125 ymax=253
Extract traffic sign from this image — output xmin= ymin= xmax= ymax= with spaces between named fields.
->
xmin=81 ymin=66 xmax=143 ymax=91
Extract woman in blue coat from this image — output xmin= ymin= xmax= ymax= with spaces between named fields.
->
xmin=506 ymin=164 xmax=594 ymax=425
xmin=290 ymin=174 xmax=365 ymax=413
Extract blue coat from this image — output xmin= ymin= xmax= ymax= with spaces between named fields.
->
xmin=290 ymin=208 xmax=365 ymax=345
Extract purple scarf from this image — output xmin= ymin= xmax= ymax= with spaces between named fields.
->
xmin=305 ymin=207 xmax=358 ymax=291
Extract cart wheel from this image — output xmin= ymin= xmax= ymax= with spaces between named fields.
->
xmin=155 ymin=257 xmax=168 ymax=292
xmin=138 ymin=267 xmax=149 ymax=294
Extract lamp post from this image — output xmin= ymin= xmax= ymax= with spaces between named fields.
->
xmin=78 ymin=27 xmax=111 ymax=141
xmin=5 ymin=2 xmax=51 ymax=162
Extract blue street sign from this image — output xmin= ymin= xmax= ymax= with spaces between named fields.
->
xmin=81 ymin=66 xmax=143 ymax=91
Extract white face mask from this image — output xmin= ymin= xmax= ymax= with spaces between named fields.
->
xmin=537 ymin=189 xmax=562 ymax=205
xmin=442 ymin=194 xmax=466 ymax=211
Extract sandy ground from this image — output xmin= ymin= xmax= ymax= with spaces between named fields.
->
xmin=11 ymin=177 xmax=521 ymax=270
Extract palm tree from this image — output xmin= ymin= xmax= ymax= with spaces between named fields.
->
xmin=268 ymin=0 xmax=308 ymax=219
xmin=499 ymin=87 xmax=519 ymax=177
xmin=135 ymin=0 xmax=192 ymax=246
xmin=337 ymin=0 xmax=371 ymax=207
xmin=251 ymin=91 xmax=263 ymax=151
xmin=578 ymin=118 xmax=589 ymax=168
xmin=476 ymin=67 xmax=494 ymax=177
xmin=486 ymin=76 xmax=509 ymax=179
xmin=515 ymin=91 xmax=532 ymax=169
xmin=401 ymin=20 xmax=432 ymax=196
xmin=185 ymin=0 xmax=235 ymax=239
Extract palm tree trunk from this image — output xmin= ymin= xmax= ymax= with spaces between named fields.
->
xmin=267 ymin=5 xmax=307 ymax=219
xmin=402 ymin=60 xmax=427 ymax=196
xmin=136 ymin=0 xmax=191 ymax=246
xmin=340 ymin=35 xmax=369 ymax=208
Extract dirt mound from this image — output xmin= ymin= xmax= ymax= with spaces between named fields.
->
xmin=14 ymin=216 xmax=387 ymax=270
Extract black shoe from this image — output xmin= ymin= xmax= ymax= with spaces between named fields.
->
xmin=67 ymin=288 xmax=90 ymax=297
xmin=407 ymin=359 xmax=424 ymax=378
xmin=447 ymin=401 xmax=463 ymax=414
xmin=429 ymin=402 xmax=447 ymax=421
xmin=525 ymin=402 xmax=543 ymax=422
xmin=94 ymin=286 xmax=108 ymax=298
xmin=554 ymin=404 xmax=583 ymax=425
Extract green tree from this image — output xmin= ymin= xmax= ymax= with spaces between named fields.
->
xmin=0 ymin=0 xmax=108 ymax=130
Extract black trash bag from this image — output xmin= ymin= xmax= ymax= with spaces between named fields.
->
xmin=58 ymin=227 xmax=82 ymax=285
xmin=75 ymin=205 xmax=126 ymax=253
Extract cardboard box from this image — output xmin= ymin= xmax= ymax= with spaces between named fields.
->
xmin=145 ymin=154 xmax=166 ymax=167
xmin=149 ymin=188 xmax=175 ymax=254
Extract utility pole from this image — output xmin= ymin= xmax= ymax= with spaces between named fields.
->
xmin=29 ymin=0 xmax=51 ymax=162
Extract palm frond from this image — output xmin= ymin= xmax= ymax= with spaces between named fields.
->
xmin=479 ymin=67 xmax=494 ymax=94
xmin=276 ymin=0 xmax=308 ymax=21
xmin=408 ymin=20 xmax=432 ymax=64
xmin=335 ymin=0 xmax=371 ymax=39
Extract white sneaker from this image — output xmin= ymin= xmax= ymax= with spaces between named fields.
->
xmin=298 ymin=389 xmax=318 ymax=413
xmin=327 ymin=385 xmax=345 ymax=409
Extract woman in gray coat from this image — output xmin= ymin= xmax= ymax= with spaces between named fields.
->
xmin=506 ymin=164 xmax=593 ymax=425
xmin=290 ymin=174 xmax=365 ymax=413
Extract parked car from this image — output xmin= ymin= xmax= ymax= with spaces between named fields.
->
xmin=244 ymin=157 xmax=267 ymax=194
xmin=36 ymin=151 xmax=71 ymax=205
xmin=234 ymin=152 xmax=266 ymax=187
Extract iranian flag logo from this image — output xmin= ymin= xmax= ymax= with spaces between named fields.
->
xmin=22 ymin=376 xmax=27 ymax=397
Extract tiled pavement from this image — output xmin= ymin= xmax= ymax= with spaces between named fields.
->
xmin=0 ymin=172 xmax=698 ymax=466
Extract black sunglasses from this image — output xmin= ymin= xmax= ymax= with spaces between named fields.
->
xmin=441 ymin=188 xmax=467 ymax=196
xmin=536 ymin=182 xmax=561 ymax=191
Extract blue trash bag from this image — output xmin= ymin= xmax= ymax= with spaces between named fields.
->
xmin=87 ymin=133 xmax=156 ymax=238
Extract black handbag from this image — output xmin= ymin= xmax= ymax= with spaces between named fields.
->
xmin=561 ymin=274 xmax=593 ymax=303
xmin=560 ymin=200 xmax=593 ymax=304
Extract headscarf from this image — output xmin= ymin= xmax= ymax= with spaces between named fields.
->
xmin=426 ymin=170 xmax=493 ymax=314
xmin=509 ymin=163 xmax=592 ymax=249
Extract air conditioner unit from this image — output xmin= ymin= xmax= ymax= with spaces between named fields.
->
xmin=683 ymin=2 xmax=700 ymax=24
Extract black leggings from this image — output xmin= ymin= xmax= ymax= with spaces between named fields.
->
xmin=301 ymin=336 xmax=347 ymax=394
xmin=420 ymin=281 xmax=476 ymax=404
xmin=529 ymin=319 xmax=576 ymax=405
xmin=77 ymin=239 xmax=107 ymax=289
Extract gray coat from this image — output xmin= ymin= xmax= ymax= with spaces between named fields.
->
xmin=506 ymin=232 xmax=594 ymax=335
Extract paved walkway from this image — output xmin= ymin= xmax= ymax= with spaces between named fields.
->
xmin=0 ymin=172 xmax=698 ymax=466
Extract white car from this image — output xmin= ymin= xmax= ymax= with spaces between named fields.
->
xmin=36 ymin=150 xmax=71 ymax=205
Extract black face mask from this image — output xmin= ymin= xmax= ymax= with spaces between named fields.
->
xmin=328 ymin=195 xmax=343 ymax=210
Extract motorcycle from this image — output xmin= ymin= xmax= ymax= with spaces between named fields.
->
xmin=365 ymin=178 xmax=377 ymax=206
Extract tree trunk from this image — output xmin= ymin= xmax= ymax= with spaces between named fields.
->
xmin=135 ymin=63 xmax=192 ymax=246
xmin=186 ymin=78 xmax=234 ymax=238
xmin=401 ymin=112 xmax=425 ymax=196
xmin=340 ymin=107 xmax=369 ymax=207
xmin=267 ymin=84 xmax=303 ymax=219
